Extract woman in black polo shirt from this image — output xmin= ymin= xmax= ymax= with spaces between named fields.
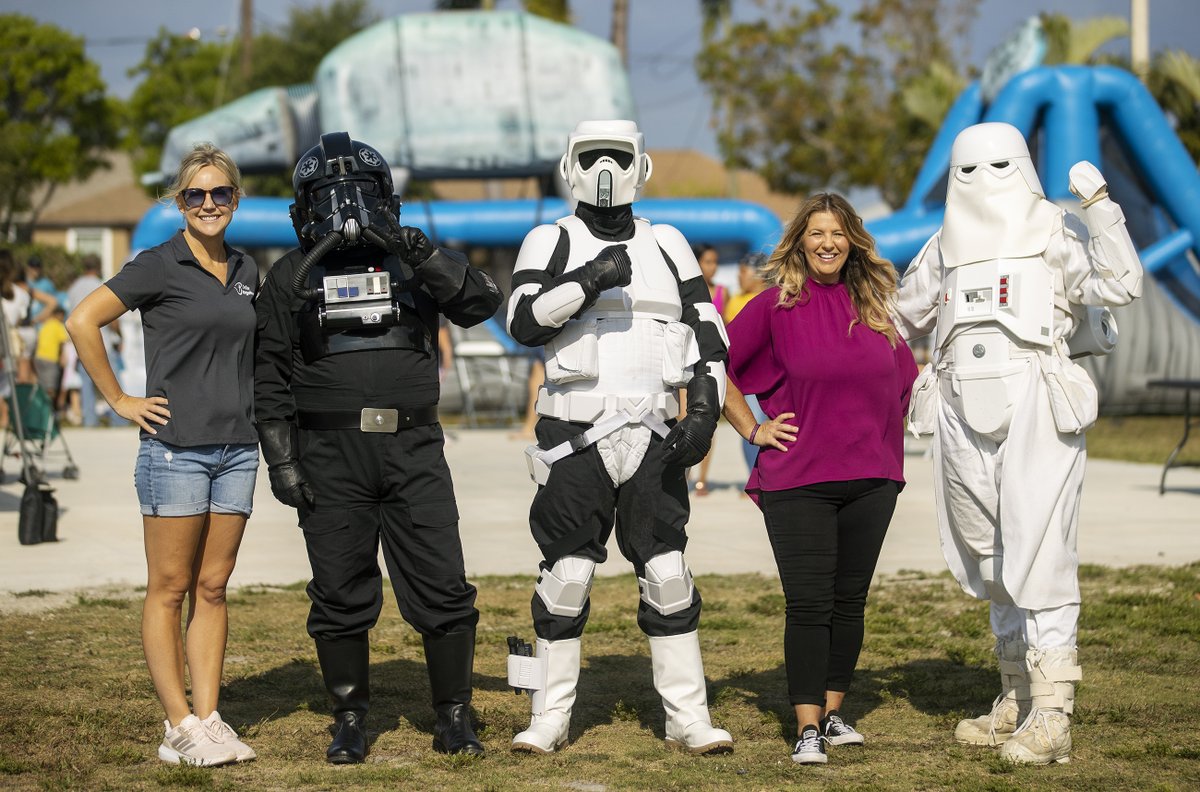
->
xmin=66 ymin=144 xmax=259 ymax=767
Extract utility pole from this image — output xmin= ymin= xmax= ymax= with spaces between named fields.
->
xmin=240 ymin=0 xmax=254 ymax=82
xmin=611 ymin=0 xmax=629 ymax=69
xmin=1130 ymin=0 xmax=1149 ymax=81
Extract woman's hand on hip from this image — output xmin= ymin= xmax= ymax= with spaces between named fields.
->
xmin=113 ymin=394 xmax=171 ymax=434
xmin=753 ymin=412 xmax=797 ymax=452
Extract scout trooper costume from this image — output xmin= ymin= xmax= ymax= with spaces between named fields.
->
xmin=894 ymin=122 xmax=1142 ymax=764
xmin=505 ymin=120 xmax=732 ymax=755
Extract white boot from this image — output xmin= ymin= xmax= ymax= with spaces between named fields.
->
xmin=955 ymin=638 xmax=1028 ymax=746
xmin=649 ymin=631 xmax=733 ymax=754
xmin=1000 ymin=646 xmax=1081 ymax=765
xmin=511 ymin=638 xmax=581 ymax=754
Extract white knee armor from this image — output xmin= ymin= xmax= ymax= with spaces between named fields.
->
xmin=536 ymin=556 xmax=597 ymax=618
xmin=638 ymin=551 xmax=695 ymax=616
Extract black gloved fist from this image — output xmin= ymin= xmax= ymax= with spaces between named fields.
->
xmin=396 ymin=225 xmax=435 ymax=265
xmin=661 ymin=374 xmax=720 ymax=468
xmin=257 ymin=421 xmax=316 ymax=510
xmin=585 ymin=244 xmax=633 ymax=294
xmin=268 ymin=461 xmax=316 ymax=511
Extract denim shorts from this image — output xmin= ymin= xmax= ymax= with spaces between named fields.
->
xmin=134 ymin=439 xmax=259 ymax=517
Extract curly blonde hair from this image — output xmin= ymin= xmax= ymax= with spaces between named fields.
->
xmin=761 ymin=192 xmax=899 ymax=345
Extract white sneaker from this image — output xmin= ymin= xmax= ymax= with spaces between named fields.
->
xmin=158 ymin=714 xmax=237 ymax=766
xmin=791 ymin=726 xmax=828 ymax=765
xmin=821 ymin=712 xmax=864 ymax=746
xmin=201 ymin=711 xmax=257 ymax=762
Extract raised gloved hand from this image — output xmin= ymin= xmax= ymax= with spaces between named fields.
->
xmin=395 ymin=225 xmax=435 ymax=265
xmin=580 ymin=244 xmax=632 ymax=295
xmin=1069 ymin=161 xmax=1109 ymax=208
xmin=661 ymin=374 xmax=719 ymax=468
xmin=257 ymin=421 xmax=316 ymax=510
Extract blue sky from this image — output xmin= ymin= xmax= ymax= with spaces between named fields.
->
xmin=3 ymin=0 xmax=1197 ymax=158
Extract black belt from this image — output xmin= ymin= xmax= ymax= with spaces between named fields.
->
xmin=297 ymin=405 xmax=439 ymax=432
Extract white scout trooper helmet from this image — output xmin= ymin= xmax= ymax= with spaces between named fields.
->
xmin=559 ymin=119 xmax=653 ymax=208
xmin=941 ymin=122 xmax=1059 ymax=266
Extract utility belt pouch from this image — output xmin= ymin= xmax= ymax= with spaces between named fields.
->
xmin=907 ymin=362 xmax=938 ymax=437
xmin=525 ymin=445 xmax=553 ymax=486
xmin=661 ymin=321 xmax=700 ymax=387
xmin=1041 ymin=353 xmax=1099 ymax=435
xmin=544 ymin=319 xmax=599 ymax=384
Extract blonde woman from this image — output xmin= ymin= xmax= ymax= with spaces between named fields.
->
xmin=66 ymin=144 xmax=258 ymax=766
xmin=721 ymin=193 xmax=918 ymax=765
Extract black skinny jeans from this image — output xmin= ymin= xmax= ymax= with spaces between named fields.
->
xmin=761 ymin=478 xmax=899 ymax=707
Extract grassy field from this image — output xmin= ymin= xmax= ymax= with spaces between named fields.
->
xmin=1 ymin=564 xmax=1197 ymax=791
xmin=1086 ymin=415 xmax=1200 ymax=466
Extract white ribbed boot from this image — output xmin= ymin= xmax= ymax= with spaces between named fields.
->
xmin=649 ymin=631 xmax=733 ymax=754
xmin=1001 ymin=646 xmax=1081 ymax=765
xmin=511 ymin=638 xmax=581 ymax=754
xmin=955 ymin=638 xmax=1028 ymax=746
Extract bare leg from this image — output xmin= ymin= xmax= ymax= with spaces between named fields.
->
xmin=510 ymin=358 xmax=545 ymax=440
xmin=143 ymin=515 xmax=207 ymax=726
xmin=793 ymin=690 xmax=846 ymax=734
xmin=187 ymin=512 xmax=248 ymax=719
xmin=694 ymin=440 xmax=715 ymax=495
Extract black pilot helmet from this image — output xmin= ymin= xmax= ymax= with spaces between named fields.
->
xmin=289 ymin=131 xmax=401 ymax=251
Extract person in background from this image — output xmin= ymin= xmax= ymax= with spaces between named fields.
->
xmin=33 ymin=304 xmax=69 ymax=407
xmin=689 ymin=243 xmax=728 ymax=497
xmin=725 ymin=253 xmax=770 ymax=475
xmin=67 ymin=143 xmax=259 ymax=767
xmin=66 ymin=255 xmax=124 ymax=427
xmin=722 ymin=193 xmax=917 ymax=766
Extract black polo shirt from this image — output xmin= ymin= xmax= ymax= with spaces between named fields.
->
xmin=107 ymin=231 xmax=258 ymax=447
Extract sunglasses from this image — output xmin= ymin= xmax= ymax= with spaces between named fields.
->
xmin=181 ymin=186 xmax=236 ymax=209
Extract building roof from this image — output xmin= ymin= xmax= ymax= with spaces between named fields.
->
xmin=35 ymin=152 xmax=156 ymax=229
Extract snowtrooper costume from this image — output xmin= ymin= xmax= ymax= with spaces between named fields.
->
xmin=504 ymin=120 xmax=732 ymax=755
xmin=894 ymin=122 xmax=1142 ymax=765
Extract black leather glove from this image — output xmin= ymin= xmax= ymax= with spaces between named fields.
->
xmin=257 ymin=421 xmax=316 ymax=510
xmin=396 ymin=225 xmax=435 ymax=266
xmin=661 ymin=374 xmax=719 ymax=468
xmin=580 ymin=244 xmax=632 ymax=295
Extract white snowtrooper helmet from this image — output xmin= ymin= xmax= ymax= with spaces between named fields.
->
xmin=559 ymin=119 xmax=653 ymax=208
xmin=949 ymin=121 xmax=1044 ymax=197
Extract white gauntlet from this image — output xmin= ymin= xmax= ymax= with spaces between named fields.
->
xmin=1069 ymin=161 xmax=1143 ymax=298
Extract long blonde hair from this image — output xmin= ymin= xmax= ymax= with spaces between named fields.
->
xmin=762 ymin=192 xmax=899 ymax=345
xmin=161 ymin=143 xmax=243 ymax=207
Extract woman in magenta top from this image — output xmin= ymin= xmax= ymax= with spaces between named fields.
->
xmin=722 ymin=193 xmax=917 ymax=766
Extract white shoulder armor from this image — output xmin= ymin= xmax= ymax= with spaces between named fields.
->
xmin=651 ymin=223 xmax=702 ymax=281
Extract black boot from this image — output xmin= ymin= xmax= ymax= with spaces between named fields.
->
xmin=315 ymin=634 xmax=370 ymax=764
xmin=424 ymin=629 xmax=484 ymax=756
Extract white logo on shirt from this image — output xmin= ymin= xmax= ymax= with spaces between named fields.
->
xmin=234 ymin=283 xmax=255 ymax=297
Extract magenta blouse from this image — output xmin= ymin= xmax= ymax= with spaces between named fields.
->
xmin=726 ymin=283 xmax=918 ymax=498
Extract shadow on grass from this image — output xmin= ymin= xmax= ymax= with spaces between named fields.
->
xmin=711 ymin=657 xmax=996 ymax=737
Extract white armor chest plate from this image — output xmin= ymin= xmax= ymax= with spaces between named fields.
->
xmin=935 ymin=256 xmax=1055 ymax=355
xmin=541 ymin=216 xmax=696 ymax=407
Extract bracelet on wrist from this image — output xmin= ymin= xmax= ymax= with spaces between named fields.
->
xmin=749 ymin=424 xmax=761 ymax=444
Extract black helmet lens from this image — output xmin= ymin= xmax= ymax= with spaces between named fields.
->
xmin=578 ymin=147 xmax=635 ymax=170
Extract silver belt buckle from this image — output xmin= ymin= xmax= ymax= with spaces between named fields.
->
xmin=360 ymin=408 xmax=399 ymax=433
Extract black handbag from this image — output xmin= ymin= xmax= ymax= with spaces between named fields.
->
xmin=18 ymin=481 xmax=58 ymax=545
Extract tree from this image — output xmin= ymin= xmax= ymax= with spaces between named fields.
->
xmin=1150 ymin=50 xmax=1200 ymax=162
xmin=697 ymin=0 xmax=979 ymax=207
xmin=124 ymin=1 xmax=377 ymax=193
xmin=123 ymin=29 xmax=229 ymax=182
xmin=0 ymin=14 xmax=119 ymax=241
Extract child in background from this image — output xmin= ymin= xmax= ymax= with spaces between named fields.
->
xmin=34 ymin=304 xmax=69 ymax=408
